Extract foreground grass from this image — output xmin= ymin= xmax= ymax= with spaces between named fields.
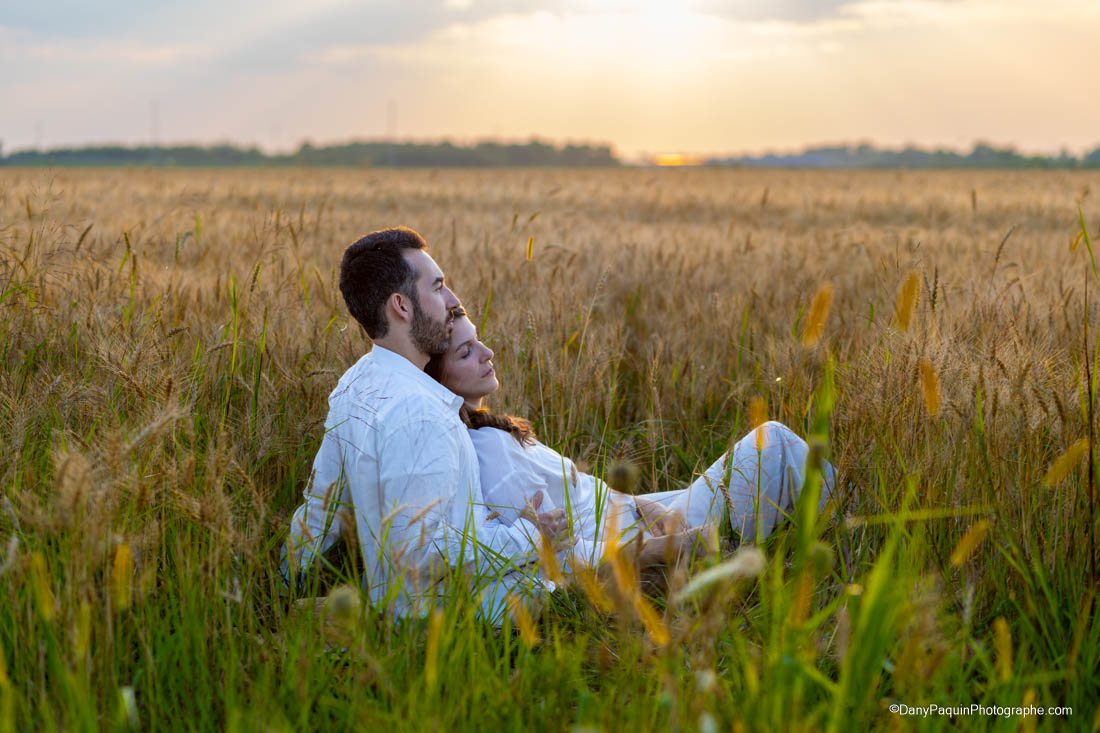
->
xmin=1 ymin=167 xmax=1098 ymax=730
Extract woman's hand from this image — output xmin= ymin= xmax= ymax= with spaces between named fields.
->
xmin=634 ymin=496 xmax=686 ymax=537
xmin=635 ymin=526 xmax=716 ymax=568
xmin=519 ymin=491 xmax=573 ymax=551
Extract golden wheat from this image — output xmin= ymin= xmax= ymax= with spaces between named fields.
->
xmin=949 ymin=519 xmax=992 ymax=567
xmin=1043 ymin=437 xmax=1089 ymax=486
xmin=919 ymin=358 xmax=941 ymax=417
xmin=2 ymin=166 xmax=1098 ymax=729
xmin=801 ymin=282 xmax=834 ymax=347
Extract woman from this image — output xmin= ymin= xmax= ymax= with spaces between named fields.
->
xmin=425 ymin=309 xmax=837 ymax=571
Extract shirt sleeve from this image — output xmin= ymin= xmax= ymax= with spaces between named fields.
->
xmin=474 ymin=428 xmax=556 ymax=525
xmin=565 ymin=538 xmax=605 ymax=570
xmin=472 ymin=429 xmax=597 ymax=572
xmin=368 ymin=416 xmax=543 ymax=587
xmin=281 ymin=407 xmax=354 ymax=586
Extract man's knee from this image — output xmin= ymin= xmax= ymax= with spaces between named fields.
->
xmin=751 ymin=420 xmax=795 ymax=447
xmin=761 ymin=420 xmax=793 ymax=435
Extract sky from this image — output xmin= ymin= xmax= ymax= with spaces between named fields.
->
xmin=3 ymin=0 xmax=1099 ymax=159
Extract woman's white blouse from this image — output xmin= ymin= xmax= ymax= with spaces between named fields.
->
xmin=469 ymin=427 xmax=638 ymax=566
xmin=468 ymin=421 xmax=838 ymax=565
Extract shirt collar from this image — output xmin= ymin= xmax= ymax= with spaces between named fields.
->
xmin=370 ymin=345 xmax=465 ymax=412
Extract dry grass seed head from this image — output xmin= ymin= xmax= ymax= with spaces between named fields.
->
xmin=919 ymin=358 xmax=941 ymax=417
xmin=801 ymin=282 xmax=834 ymax=347
xmin=896 ymin=271 xmax=921 ymax=330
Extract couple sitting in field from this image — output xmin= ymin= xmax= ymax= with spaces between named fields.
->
xmin=284 ymin=226 xmax=836 ymax=620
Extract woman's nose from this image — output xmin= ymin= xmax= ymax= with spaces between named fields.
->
xmin=483 ymin=345 xmax=494 ymax=361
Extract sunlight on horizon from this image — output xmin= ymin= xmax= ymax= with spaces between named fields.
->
xmin=655 ymin=153 xmax=704 ymax=167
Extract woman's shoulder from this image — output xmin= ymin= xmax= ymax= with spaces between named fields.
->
xmin=469 ymin=427 xmax=547 ymax=484
xmin=469 ymin=425 xmax=527 ymax=450
xmin=470 ymin=426 xmax=558 ymax=464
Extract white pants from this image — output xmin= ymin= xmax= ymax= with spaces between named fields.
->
xmin=656 ymin=421 xmax=835 ymax=544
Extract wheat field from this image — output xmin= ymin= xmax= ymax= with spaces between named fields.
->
xmin=1 ymin=167 xmax=1098 ymax=730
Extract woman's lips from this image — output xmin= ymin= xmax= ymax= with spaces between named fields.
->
xmin=483 ymin=365 xmax=495 ymax=378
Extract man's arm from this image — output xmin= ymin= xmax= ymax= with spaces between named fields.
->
xmin=282 ymin=414 xmax=353 ymax=586
xmin=366 ymin=417 xmax=544 ymax=587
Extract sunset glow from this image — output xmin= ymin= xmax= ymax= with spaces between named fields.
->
xmin=3 ymin=0 xmax=1099 ymax=156
xmin=655 ymin=153 xmax=704 ymax=167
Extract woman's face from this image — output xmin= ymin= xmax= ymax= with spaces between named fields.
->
xmin=440 ymin=316 xmax=498 ymax=405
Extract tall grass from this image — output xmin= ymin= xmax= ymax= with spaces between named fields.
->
xmin=1 ymin=167 xmax=1098 ymax=730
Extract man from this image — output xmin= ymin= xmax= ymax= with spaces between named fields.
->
xmin=284 ymin=226 xmax=555 ymax=619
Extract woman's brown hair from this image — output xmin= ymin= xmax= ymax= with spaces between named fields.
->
xmin=458 ymin=405 xmax=535 ymax=446
xmin=424 ymin=308 xmax=536 ymax=446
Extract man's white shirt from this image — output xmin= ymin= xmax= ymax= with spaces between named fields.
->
xmin=284 ymin=345 xmax=546 ymax=619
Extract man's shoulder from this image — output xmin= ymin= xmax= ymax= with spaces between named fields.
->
xmin=338 ymin=374 xmax=449 ymax=419
xmin=385 ymin=390 xmax=456 ymax=424
xmin=328 ymin=352 xmax=374 ymax=399
xmin=329 ymin=352 xmax=418 ymax=400
xmin=325 ymin=350 xmax=459 ymax=427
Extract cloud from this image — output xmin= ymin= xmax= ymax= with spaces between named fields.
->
xmin=6 ymin=1 xmax=563 ymax=46
xmin=0 ymin=23 xmax=210 ymax=77
xmin=0 ymin=0 xmax=871 ymax=67
xmin=3 ymin=0 xmax=1099 ymax=155
xmin=26 ymin=41 xmax=209 ymax=65
xmin=0 ymin=0 xmax=915 ymax=85
xmin=0 ymin=25 xmax=33 ymax=56
xmin=691 ymin=0 xmax=863 ymax=22
xmin=207 ymin=0 xmax=575 ymax=72
xmin=1 ymin=2 xmax=133 ymax=40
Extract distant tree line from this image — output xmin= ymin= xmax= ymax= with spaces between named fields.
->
xmin=707 ymin=142 xmax=1100 ymax=169
xmin=6 ymin=139 xmax=1100 ymax=169
xmin=0 ymin=139 xmax=620 ymax=167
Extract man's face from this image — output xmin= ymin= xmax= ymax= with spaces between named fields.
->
xmin=403 ymin=249 xmax=460 ymax=356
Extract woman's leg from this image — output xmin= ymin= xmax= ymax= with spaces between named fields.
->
xmin=668 ymin=421 xmax=836 ymax=543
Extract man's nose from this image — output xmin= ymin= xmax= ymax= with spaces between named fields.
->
xmin=443 ymin=287 xmax=460 ymax=309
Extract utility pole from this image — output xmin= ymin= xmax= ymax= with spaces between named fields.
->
xmin=150 ymin=99 xmax=160 ymax=145
xmin=149 ymin=99 xmax=160 ymax=163
xmin=387 ymin=99 xmax=397 ymax=166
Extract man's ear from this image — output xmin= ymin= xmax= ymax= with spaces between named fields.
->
xmin=386 ymin=291 xmax=413 ymax=325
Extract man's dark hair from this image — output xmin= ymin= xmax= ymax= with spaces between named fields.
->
xmin=339 ymin=226 xmax=427 ymax=339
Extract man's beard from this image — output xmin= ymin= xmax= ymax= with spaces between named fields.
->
xmin=408 ymin=293 xmax=451 ymax=356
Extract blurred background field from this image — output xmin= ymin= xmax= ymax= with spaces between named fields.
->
xmin=1 ymin=167 xmax=1098 ymax=730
